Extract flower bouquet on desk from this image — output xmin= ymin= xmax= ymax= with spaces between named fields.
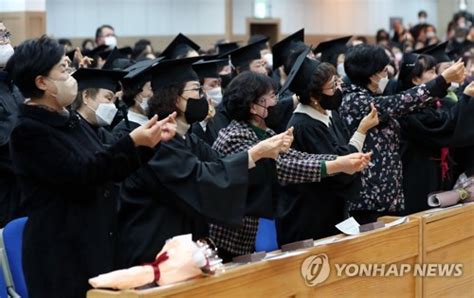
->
xmin=427 ymin=173 xmax=474 ymax=208
xmin=88 ymin=234 xmax=223 ymax=290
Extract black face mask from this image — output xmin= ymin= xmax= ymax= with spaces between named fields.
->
xmin=184 ymin=95 xmax=209 ymax=124
xmin=255 ymin=101 xmax=285 ymax=129
xmin=219 ymin=72 xmax=234 ymax=89
xmin=319 ymin=88 xmax=343 ymax=111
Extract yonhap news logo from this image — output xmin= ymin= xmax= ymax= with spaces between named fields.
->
xmin=300 ymin=254 xmax=331 ymax=286
xmin=301 ymin=254 xmax=463 ymax=287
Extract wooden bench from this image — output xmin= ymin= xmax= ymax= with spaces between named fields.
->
xmin=88 ymin=217 xmax=420 ymax=297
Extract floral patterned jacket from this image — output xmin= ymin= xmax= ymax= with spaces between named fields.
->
xmin=339 ymin=76 xmax=449 ymax=212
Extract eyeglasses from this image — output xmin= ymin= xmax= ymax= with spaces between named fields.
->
xmin=0 ymin=31 xmax=12 ymax=40
xmin=258 ymin=93 xmax=277 ymax=104
xmin=322 ymin=76 xmax=338 ymax=91
xmin=183 ymin=86 xmax=204 ymax=96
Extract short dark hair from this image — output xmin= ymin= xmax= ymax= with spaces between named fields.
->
xmin=398 ymin=54 xmax=437 ymax=91
xmin=307 ymin=62 xmax=337 ymax=105
xmin=224 ymin=71 xmax=275 ymax=122
xmin=6 ymin=35 xmax=65 ymax=99
xmin=418 ymin=10 xmax=427 ymax=18
xmin=81 ymin=38 xmax=94 ymax=49
xmin=122 ymin=79 xmax=147 ymax=107
xmin=58 ymin=38 xmax=72 ymax=47
xmin=148 ymin=83 xmax=185 ymax=119
xmin=376 ymin=29 xmax=390 ymax=43
xmin=132 ymin=39 xmax=152 ymax=60
xmin=95 ymin=24 xmax=115 ymax=42
xmin=71 ymin=88 xmax=100 ymax=110
xmin=344 ymin=44 xmax=390 ymax=88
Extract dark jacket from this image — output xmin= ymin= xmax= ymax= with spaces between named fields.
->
xmin=0 ymin=71 xmax=23 ymax=226
xmin=10 ymin=104 xmax=149 ymax=298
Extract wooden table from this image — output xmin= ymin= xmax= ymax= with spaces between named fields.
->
xmin=410 ymin=203 xmax=474 ymax=297
xmin=88 ymin=217 xmax=420 ymax=297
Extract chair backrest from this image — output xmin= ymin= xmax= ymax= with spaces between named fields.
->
xmin=3 ymin=217 xmax=28 ymax=298
xmin=0 ymin=262 xmax=8 ymax=298
xmin=255 ymin=218 xmax=279 ymax=252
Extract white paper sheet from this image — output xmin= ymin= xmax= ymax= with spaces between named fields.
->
xmin=335 ymin=217 xmax=360 ymax=235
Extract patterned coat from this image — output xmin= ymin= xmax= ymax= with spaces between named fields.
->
xmin=209 ymin=120 xmax=336 ymax=255
xmin=338 ymin=76 xmax=449 ymax=212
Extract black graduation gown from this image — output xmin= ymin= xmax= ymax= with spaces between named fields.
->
xmin=270 ymin=91 xmax=295 ymax=133
xmin=112 ymin=119 xmax=140 ymax=140
xmin=10 ymin=104 xmax=150 ymax=298
xmin=399 ymin=94 xmax=474 ymax=215
xmin=277 ymin=111 xmax=360 ymax=245
xmin=212 ymin=103 xmax=231 ymax=133
xmin=0 ymin=73 xmax=23 ymax=227
xmin=191 ymin=118 xmax=219 ymax=146
xmin=117 ymin=133 xmax=277 ymax=268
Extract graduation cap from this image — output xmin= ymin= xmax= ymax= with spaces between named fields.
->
xmin=279 ymin=46 xmax=319 ymax=97
xmin=149 ymin=56 xmax=201 ymax=90
xmin=192 ymin=58 xmax=228 ymax=80
xmin=412 ymin=43 xmax=438 ymax=54
xmin=216 ymin=42 xmax=240 ymax=56
xmin=398 ymin=53 xmax=420 ymax=83
xmin=447 ymin=41 xmax=474 ymax=60
xmin=313 ymin=36 xmax=352 ymax=66
xmin=159 ymin=33 xmax=201 ymax=60
xmin=123 ymin=57 xmax=163 ymax=84
xmin=66 ymin=49 xmax=77 ymax=61
xmin=119 ymin=46 xmax=133 ymax=57
xmin=272 ymin=28 xmax=307 ymax=70
xmin=224 ymin=37 xmax=269 ymax=68
xmin=72 ymin=68 xmax=127 ymax=92
xmin=248 ymin=34 xmax=269 ymax=50
xmin=84 ymin=44 xmax=109 ymax=58
xmin=423 ymin=41 xmax=451 ymax=64
xmin=102 ymin=47 xmax=133 ymax=70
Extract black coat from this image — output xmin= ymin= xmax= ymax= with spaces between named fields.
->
xmin=10 ymin=104 xmax=150 ymax=298
xmin=117 ymin=133 xmax=277 ymax=268
xmin=0 ymin=73 xmax=23 ymax=227
xmin=399 ymin=95 xmax=474 ymax=214
xmin=278 ymin=111 xmax=360 ymax=244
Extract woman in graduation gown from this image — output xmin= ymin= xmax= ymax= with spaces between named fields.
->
xmin=6 ymin=36 xmax=175 ymax=298
xmin=397 ymin=53 xmax=474 ymax=214
xmin=117 ymin=57 xmax=291 ymax=267
xmin=280 ymin=50 xmax=379 ymax=244
xmin=208 ymin=67 xmax=372 ymax=259
xmin=113 ymin=58 xmax=161 ymax=139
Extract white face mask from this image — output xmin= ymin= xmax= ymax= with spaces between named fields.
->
xmin=95 ymin=103 xmax=118 ymax=126
xmin=48 ymin=76 xmax=78 ymax=107
xmin=394 ymin=52 xmax=403 ymax=62
xmin=206 ymin=87 xmax=223 ymax=106
xmin=0 ymin=44 xmax=14 ymax=67
xmin=104 ymin=36 xmax=117 ymax=48
xmin=337 ymin=63 xmax=346 ymax=77
xmin=419 ymin=17 xmax=426 ymax=24
xmin=138 ymin=97 xmax=149 ymax=114
xmin=263 ymin=53 xmax=273 ymax=69
xmin=376 ymin=74 xmax=389 ymax=94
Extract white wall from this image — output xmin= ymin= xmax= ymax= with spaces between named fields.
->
xmin=45 ymin=0 xmax=225 ymax=38
xmin=44 ymin=0 xmax=470 ymax=39
xmin=0 ymin=0 xmax=45 ymax=12
xmin=233 ymin=0 xmax=439 ymax=36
